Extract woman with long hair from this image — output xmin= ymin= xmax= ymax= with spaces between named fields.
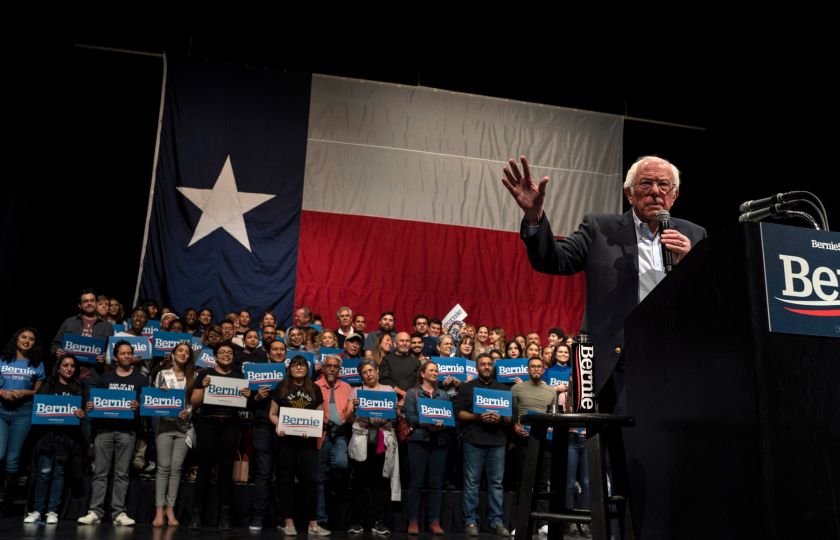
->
xmin=269 ymin=355 xmax=330 ymax=536
xmin=188 ymin=344 xmax=250 ymax=530
xmin=403 ymin=361 xmax=453 ymax=535
xmin=23 ymin=354 xmax=86 ymax=524
xmin=368 ymin=333 xmax=393 ymax=365
xmin=0 ymin=327 xmax=45 ymax=507
xmin=152 ymin=342 xmax=196 ymax=527
xmin=505 ymin=340 xmax=523 ymax=359
xmin=109 ymin=299 xmax=126 ymax=325
xmin=474 ymin=325 xmax=492 ymax=355
xmin=457 ymin=336 xmax=477 ymax=361
xmin=489 ymin=327 xmax=506 ymax=354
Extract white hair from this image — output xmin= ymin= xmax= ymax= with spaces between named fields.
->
xmin=623 ymin=156 xmax=681 ymax=191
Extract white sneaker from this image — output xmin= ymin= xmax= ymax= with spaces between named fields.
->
xmin=539 ymin=524 xmax=548 ymax=535
xmin=46 ymin=512 xmax=59 ymax=524
xmin=23 ymin=511 xmax=41 ymax=523
xmin=309 ymin=523 xmax=331 ymax=536
xmin=113 ymin=512 xmax=136 ymax=526
xmin=78 ymin=511 xmax=101 ymax=524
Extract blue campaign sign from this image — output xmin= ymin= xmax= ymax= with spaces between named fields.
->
xmin=418 ymin=398 xmax=455 ymax=427
xmin=473 ymin=387 xmax=512 ymax=416
xmin=142 ymin=320 xmax=162 ymax=336
xmin=356 ymin=389 xmax=397 ymax=419
xmin=196 ymin=348 xmax=217 ymax=368
xmin=190 ymin=337 xmax=204 ymax=352
xmin=140 ymin=387 xmax=185 ymax=418
xmin=466 ymin=360 xmax=477 ymax=381
xmin=432 ymin=356 xmax=467 ymax=381
xmin=285 ymin=351 xmax=315 ymax=377
xmin=62 ymin=333 xmax=107 ymax=364
xmin=32 ymin=395 xmax=82 ymax=425
xmin=88 ymin=389 xmax=135 ymax=420
xmin=338 ymin=357 xmax=362 ymax=386
xmin=543 ymin=365 xmax=571 ymax=387
xmin=111 ymin=322 xmax=126 ymax=332
xmin=243 ymin=362 xmax=286 ymax=390
xmin=495 ymin=358 xmax=529 ymax=383
xmin=108 ymin=335 xmax=152 ymax=362
xmin=761 ymin=223 xmax=840 ymax=338
xmin=318 ymin=348 xmax=343 ymax=366
xmin=152 ymin=331 xmax=194 ymax=356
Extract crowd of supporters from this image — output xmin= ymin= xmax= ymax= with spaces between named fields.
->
xmin=0 ymin=288 xmax=591 ymax=537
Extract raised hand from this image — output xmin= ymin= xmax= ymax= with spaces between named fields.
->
xmin=502 ymin=155 xmax=549 ymax=225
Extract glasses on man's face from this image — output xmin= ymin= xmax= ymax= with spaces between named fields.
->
xmin=634 ymin=179 xmax=674 ymax=195
xmin=217 ymin=350 xmax=234 ymax=357
xmin=528 ymin=365 xmax=544 ymax=370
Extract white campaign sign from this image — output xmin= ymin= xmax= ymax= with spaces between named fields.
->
xmin=203 ymin=375 xmax=247 ymax=408
xmin=278 ymin=407 xmax=324 ymax=438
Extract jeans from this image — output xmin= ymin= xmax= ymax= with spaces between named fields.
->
xmin=462 ymin=442 xmax=505 ymax=528
xmin=155 ymin=427 xmax=188 ymax=507
xmin=565 ymin=432 xmax=590 ymax=509
xmin=407 ymin=440 xmax=448 ymax=523
xmin=32 ymin=454 xmax=65 ymax=514
xmin=316 ymin=434 xmax=349 ymax=523
xmin=89 ymin=430 xmax=136 ymax=519
xmin=0 ymin=405 xmax=33 ymax=473
xmin=250 ymin=426 xmax=277 ymax=518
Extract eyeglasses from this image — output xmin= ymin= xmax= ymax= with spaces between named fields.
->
xmin=634 ymin=179 xmax=674 ymax=195
xmin=528 ymin=365 xmax=545 ymax=370
xmin=217 ymin=351 xmax=234 ymax=357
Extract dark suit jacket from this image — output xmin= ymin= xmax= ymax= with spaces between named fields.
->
xmin=520 ymin=210 xmax=707 ymax=398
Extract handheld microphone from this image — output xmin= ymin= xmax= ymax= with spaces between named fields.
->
xmin=738 ymin=192 xmax=795 ymax=213
xmin=656 ymin=210 xmax=673 ymax=273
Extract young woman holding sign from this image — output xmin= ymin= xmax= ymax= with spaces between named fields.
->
xmin=188 ymin=343 xmax=250 ymax=530
xmin=23 ymin=354 xmax=85 ymax=524
xmin=151 ymin=342 xmax=195 ymax=527
xmin=269 ymin=354 xmax=329 ymax=536
xmin=403 ymin=361 xmax=453 ymax=535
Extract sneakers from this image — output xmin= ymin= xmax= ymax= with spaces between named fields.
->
xmin=564 ymin=523 xmax=580 ymax=537
xmin=407 ymin=521 xmax=420 ymax=535
xmin=249 ymin=515 xmax=264 ymax=531
xmin=77 ymin=511 xmax=101 ymax=525
xmin=347 ymin=523 xmax=364 ymax=535
xmin=465 ymin=523 xmax=480 ymax=536
xmin=429 ymin=522 xmax=445 ymax=535
xmin=281 ymin=524 xmax=298 ymax=536
xmin=493 ymin=524 xmax=511 ymax=537
xmin=113 ymin=512 xmax=136 ymax=526
xmin=308 ymin=523 xmax=331 ymax=536
xmin=539 ymin=524 xmax=549 ymax=535
xmin=46 ymin=512 xmax=59 ymax=524
xmin=372 ymin=522 xmax=391 ymax=535
xmin=577 ymin=523 xmax=592 ymax=538
xmin=23 ymin=511 xmax=41 ymax=523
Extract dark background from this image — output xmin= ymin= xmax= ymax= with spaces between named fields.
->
xmin=3 ymin=23 xmax=837 ymax=353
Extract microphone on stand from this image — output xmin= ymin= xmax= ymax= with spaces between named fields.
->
xmin=656 ymin=210 xmax=673 ymax=274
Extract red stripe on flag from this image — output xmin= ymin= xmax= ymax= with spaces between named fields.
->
xmin=783 ymin=307 xmax=840 ymax=317
xmin=295 ymin=211 xmax=585 ymax=338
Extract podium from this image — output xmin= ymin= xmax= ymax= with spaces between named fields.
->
xmin=624 ymin=222 xmax=839 ymax=539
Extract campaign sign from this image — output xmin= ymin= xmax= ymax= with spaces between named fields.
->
xmin=140 ymin=387 xmax=184 ymax=418
xmin=62 ymin=333 xmax=107 ymax=364
xmin=355 ymin=389 xmax=397 ymax=419
xmin=111 ymin=321 xmax=126 ymax=332
xmin=473 ymin=388 xmax=512 ymax=416
xmin=338 ymin=357 xmax=362 ymax=386
xmin=285 ymin=351 xmax=315 ymax=377
xmin=318 ymin=348 xmax=343 ymax=365
xmin=432 ymin=356 xmax=467 ymax=382
xmin=203 ymin=376 xmax=247 ymax=408
xmin=760 ymin=222 xmax=840 ymax=338
xmin=278 ymin=407 xmax=324 ymax=438
xmin=543 ymin=365 xmax=570 ymax=387
xmin=418 ymin=398 xmax=455 ymax=427
xmin=32 ymin=395 xmax=82 ymax=425
xmin=466 ymin=360 xmax=477 ymax=381
xmin=196 ymin=348 xmax=217 ymax=368
xmin=190 ymin=337 xmax=204 ymax=352
xmin=495 ymin=358 xmax=529 ymax=383
xmin=142 ymin=320 xmax=162 ymax=336
xmin=107 ymin=335 xmax=152 ymax=363
xmin=152 ymin=332 xmax=194 ymax=356
xmin=88 ymin=389 xmax=135 ymax=419
xmin=244 ymin=362 xmax=285 ymax=391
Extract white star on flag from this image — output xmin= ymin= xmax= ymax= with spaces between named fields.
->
xmin=177 ymin=155 xmax=275 ymax=252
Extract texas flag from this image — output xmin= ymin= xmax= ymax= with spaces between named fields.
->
xmin=138 ymin=58 xmax=623 ymax=335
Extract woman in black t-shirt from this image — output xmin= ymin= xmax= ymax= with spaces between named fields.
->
xmin=269 ymin=354 xmax=328 ymax=536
